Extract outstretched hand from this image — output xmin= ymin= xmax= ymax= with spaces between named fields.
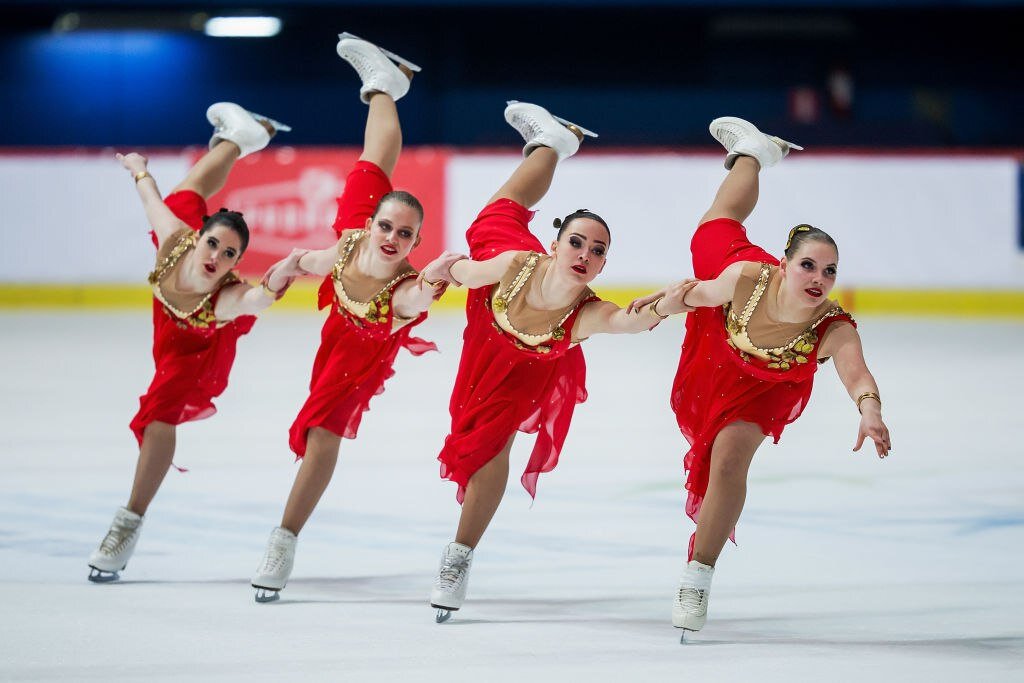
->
xmin=115 ymin=152 xmax=148 ymax=176
xmin=853 ymin=409 xmax=891 ymax=458
xmin=627 ymin=278 xmax=700 ymax=316
xmin=273 ymin=248 xmax=312 ymax=279
xmin=417 ymin=251 xmax=468 ymax=290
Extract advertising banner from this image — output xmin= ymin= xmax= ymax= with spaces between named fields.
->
xmin=200 ymin=147 xmax=448 ymax=277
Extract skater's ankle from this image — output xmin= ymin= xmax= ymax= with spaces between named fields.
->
xmin=691 ymin=552 xmax=716 ymax=568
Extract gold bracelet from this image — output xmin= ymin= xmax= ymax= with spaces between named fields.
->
xmin=856 ymin=391 xmax=881 ymax=414
xmin=421 ymin=275 xmax=444 ymax=288
xmin=261 ymin=281 xmax=283 ymax=298
xmin=133 ymin=171 xmax=152 ymax=183
xmin=649 ymin=296 xmax=669 ymax=320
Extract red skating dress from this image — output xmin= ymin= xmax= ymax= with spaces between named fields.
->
xmin=673 ymin=218 xmax=855 ymax=554
xmin=287 ymin=161 xmax=438 ymax=457
xmin=438 ymin=198 xmax=600 ymax=502
xmin=129 ymin=191 xmax=255 ymax=445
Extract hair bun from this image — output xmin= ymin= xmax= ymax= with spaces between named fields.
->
xmin=552 ymin=217 xmax=563 ymax=230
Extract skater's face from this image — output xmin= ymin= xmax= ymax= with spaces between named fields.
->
xmin=193 ymin=224 xmax=243 ymax=281
xmin=366 ymin=199 xmax=421 ymax=263
xmin=781 ymin=241 xmax=838 ymax=306
xmin=550 ymin=217 xmax=609 ymax=284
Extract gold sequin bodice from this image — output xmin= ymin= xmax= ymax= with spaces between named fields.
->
xmin=724 ymin=263 xmax=848 ymax=370
xmin=488 ymin=251 xmax=594 ymax=352
xmin=332 ymin=230 xmax=417 ymax=329
xmin=148 ymin=229 xmax=239 ymax=328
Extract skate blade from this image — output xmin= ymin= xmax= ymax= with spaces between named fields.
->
xmin=247 ymin=110 xmax=292 ymax=133
xmin=254 ymin=587 xmax=281 ymax=603
xmin=338 ymin=32 xmax=422 ymax=72
xmin=769 ymin=135 xmax=803 ymax=151
xmin=505 ymin=100 xmax=598 ymax=138
xmin=434 ymin=608 xmax=453 ymax=623
xmin=87 ymin=566 xmax=120 ymax=583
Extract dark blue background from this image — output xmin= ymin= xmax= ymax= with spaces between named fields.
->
xmin=2 ymin=1 xmax=1021 ymax=148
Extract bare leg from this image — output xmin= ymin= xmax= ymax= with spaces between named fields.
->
xmin=359 ymin=66 xmax=412 ymax=178
xmin=279 ymin=427 xmax=342 ymax=535
xmin=699 ymin=156 xmax=761 ymax=225
xmin=454 ymin=434 xmax=515 ymax=548
xmin=172 ymin=120 xmax=275 ymax=199
xmin=690 ymin=420 xmax=765 ymax=567
xmin=488 ymin=148 xmax=559 ymax=207
xmin=126 ymin=421 xmax=177 ymax=516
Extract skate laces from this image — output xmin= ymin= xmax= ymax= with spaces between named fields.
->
xmin=98 ymin=524 xmax=134 ymax=557
xmin=259 ymin=540 xmax=290 ymax=574
xmin=676 ymin=586 xmax=708 ymax=614
xmin=715 ymin=125 xmax=740 ymax=150
xmin=436 ymin=555 xmax=469 ymax=591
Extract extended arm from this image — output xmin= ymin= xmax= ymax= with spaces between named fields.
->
xmin=116 ymin=153 xmax=191 ymax=248
xmin=825 ymin=323 xmax=892 ymax=458
xmin=448 ymin=251 xmax=519 ymax=290
xmin=213 ymin=249 xmax=308 ymax=319
xmin=627 ymin=261 xmax=748 ymax=315
xmin=572 ymin=294 xmax=686 ymax=339
xmin=392 ymin=251 xmax=469 ymax=318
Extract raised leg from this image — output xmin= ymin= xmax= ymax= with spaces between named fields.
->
xmin=280 ymin=427 xmax=342 ymax=535
xmin=126 ymin=421 xmax=177 ymax=516
xmin=699 ymin=156 xmax=761 ymax=226
xmin=454 ymin=434 xmax=515 ymax=548
xmin=171 ymin=119 xmax=275 ymax=199
xmin=359 ymin=80 xmax=411 ymax=178
xmin=488 ymin=148 xmax=559 ymax=208
xmin=690 ymin=420 xmax=765 ymax=567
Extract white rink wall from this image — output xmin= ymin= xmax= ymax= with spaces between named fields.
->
xmin=2 ymin=151 xmax=1021 ymax=287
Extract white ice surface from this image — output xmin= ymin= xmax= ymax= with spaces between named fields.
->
xmin=1 ymin=312 xmax=1022 ymax=681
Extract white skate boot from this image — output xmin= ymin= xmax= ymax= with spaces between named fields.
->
xmin=336 ymin=34 xmax=415 ymax=104
xmin=87 ymin=507 xmax=143 ymax=582
xmin=672 ymin=559 xmax=714 ymax=634
xmin=429 ymin=541 xmax=474 ymax=623
xmin=504 ymin=100 xmax=598 ymax=161
xmin=206 ymin=102 xmax=291 ymax=158
xmin=709 ymin=116 xmax=803 ymax=170
xmin=251 ymin=526 xmax=297 ymax=603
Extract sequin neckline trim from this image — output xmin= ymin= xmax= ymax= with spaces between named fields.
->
xmin=332 ymin=230 xmax=417 ymax=324
xmin=148 ymin=231 xmax=236 ymax=320
xmin=490 ymin=252 xmax=591 ymax=346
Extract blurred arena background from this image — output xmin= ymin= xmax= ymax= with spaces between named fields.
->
xmin=1 ymin=0 xmax=1021 ymax=314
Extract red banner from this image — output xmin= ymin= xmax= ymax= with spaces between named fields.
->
xmin=198 ymin=146 xmax=448 ymax=277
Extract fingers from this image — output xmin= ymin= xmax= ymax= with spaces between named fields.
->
xmin=853 ymin=431 xmax=865 ymax=452
xmin=628 ymin=292 xmax=662 ymax=314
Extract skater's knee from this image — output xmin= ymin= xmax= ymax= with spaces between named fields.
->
xmin=143 ymin=421 xmax=176 ymax=439
xmin=306 ymin=427 xmax=342 ymax=457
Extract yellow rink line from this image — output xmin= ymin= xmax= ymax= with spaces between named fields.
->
xmin=2 ymin=284 xmax=1024 ymax=318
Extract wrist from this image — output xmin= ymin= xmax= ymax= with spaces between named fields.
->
xmin=855 ymin=391 xmax=881 ymax=414
xmin=649 ymin=296 xmax=670 ymax=320
xmin=447 ymin=257 xmax=468 ymax=287
xmin=133 ymin=170 xmax=152 ymax=183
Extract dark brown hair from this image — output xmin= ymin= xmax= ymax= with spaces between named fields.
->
xmin=552 ymin=208 xmax=611 ymax=243
xmin=200 ymin=208 xmax=249 ymax=255
xmin=784 ymin=223 xmax=837 ymax=260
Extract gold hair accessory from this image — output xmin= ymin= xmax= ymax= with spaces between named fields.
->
xmin=133 ymin=171 xmax=152 ymax=183
xmin=856 ymin=391 xmax=881 ymax=414
xmin=785 ymin=224 xmax=812 ymax=251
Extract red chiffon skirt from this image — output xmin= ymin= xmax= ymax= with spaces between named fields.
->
xmin=438 ymin=199 xmax=594 ymax=502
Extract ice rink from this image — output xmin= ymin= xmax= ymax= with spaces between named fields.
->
xmin=1 ymin=310 xmax=1022 ymax=681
